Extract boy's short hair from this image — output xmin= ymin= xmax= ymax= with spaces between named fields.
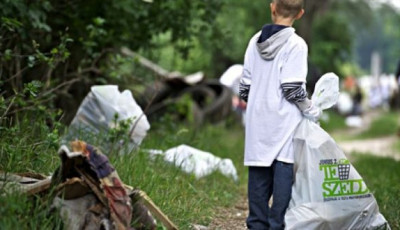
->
xmin=273 ymin=0 xmax=304 ymax=18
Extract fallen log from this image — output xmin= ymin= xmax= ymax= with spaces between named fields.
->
xmin=0 ymin=172 xmax=51 ymax=195
xmin=120 ymin=47 xmax=203 ymax=85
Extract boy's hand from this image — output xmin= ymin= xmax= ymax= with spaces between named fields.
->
xmin=302 ymin=102 xmax=322 ymax=122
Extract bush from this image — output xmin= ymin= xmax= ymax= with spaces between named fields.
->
xmin=0 ymin=0 xmax=223 ymax=122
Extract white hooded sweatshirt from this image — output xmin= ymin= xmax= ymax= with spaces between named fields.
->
xmin=242 ymin=26 xmax=308 ymax=167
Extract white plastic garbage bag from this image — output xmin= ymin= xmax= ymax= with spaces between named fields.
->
xmin=311 ymin=72 xmax=340 ymax=110
xmin=147 ymin=145 xmax=238 ymax=181
xmin=345 ymin=115 xmax=363 ymax=128
xmin=285 ymin=73 xmax=390 ymax=229
xmin=64 ymin=85 xmax=150 ymax=154
xmin=219 ymin=64 xmax=243 ymax=95
xmin=337 ymin=92 xmax=353 ymax=115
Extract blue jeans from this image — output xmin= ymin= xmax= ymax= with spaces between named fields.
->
xmin=246 ymin=160 xmax=294 ymax=230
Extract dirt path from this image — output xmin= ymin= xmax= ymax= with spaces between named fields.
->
xmin=333 ymin=109 xmax=400 ymax=161
xmin=331 ymin=109 xmax=381 ymax=137
xmin=206 ymin=109 xmax=399 ymax=230
xmin=338 ymin=136 xmax=400 ymax=160
xmin=206 ymin=193 xmax=248 ymax=230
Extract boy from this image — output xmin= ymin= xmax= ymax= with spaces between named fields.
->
xmin=239 ymin=0 xmax=321 ymax=229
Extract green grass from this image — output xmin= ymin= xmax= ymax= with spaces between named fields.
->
xmin=355 ymin=112 xmax=399 ymax=139
xmin=352 ymin=154 xmax=400 ymax=229
xmin=114 ymin=120 xmax=246 ymax=228
xmin=0 ymin=114 xmax=247 ymax=229
xmin=0 ymin=192 xmax=63 ymax=229
xmin=392 ymin=140 xmax=400 ymax=156
xmin=319 ymin=109 xmax=347 ymax=133
xmin=0 ymin=112 xmax=63 ymax=229
xmin=5 ymin=109 xmax=399 ymax=229
xmin=0 ymin=113 xmax=61 ymax=174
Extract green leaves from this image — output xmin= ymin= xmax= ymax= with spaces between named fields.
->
xmin=23 ymin=80 xmax=43 ymax=97
xmin=93 ymin=17 xmax=106 ymax=26
xmin=0 ymin=0 xmax=225 ymax=128
xmin=3 ymin=49 xmax=12 ymax=61
xmin=27 ymin=55 xmax=35 ymax=67
xmin=1 ymin=17 xmax=23 ymax=32
xmin=311 ymin=13 xmax=353 ymax=76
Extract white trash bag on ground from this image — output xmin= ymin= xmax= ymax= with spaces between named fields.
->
xmin=63 ymin=85 xmax=150 ymax=154
xmin=147 ymin=144 xmax=238 ymax=181
xmin=285 ymin=73 xmax=390 ymax=229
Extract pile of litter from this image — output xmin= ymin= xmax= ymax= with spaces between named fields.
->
xmin=1 ymin=140 xmax=178 ymax=230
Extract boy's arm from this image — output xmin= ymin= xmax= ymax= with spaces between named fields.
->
xmin=239 ymin=68 xmax=251 ymax=102
xmin=281 ymin=81 xmax=320 ymax=121
xmin=280 ymin=45 xmax=321 ymax=121
xmin=239 ymin=41 xmax=253 ymax=102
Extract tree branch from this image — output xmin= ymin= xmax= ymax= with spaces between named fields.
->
xmin=41 ymin=77 xmax=82 ymax=97
xmin=7 ymin=97 xmax=54 ymax=115
xmin=3 ymin=65 xmax=30 ymax=83
xmin=120 ymin=47 xmax=183 ymax=79
xmin=0 ymin=96 xmax=15 ymax=122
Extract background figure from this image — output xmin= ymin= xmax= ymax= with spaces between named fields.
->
xmin=351 ymin=84 xmax=363 ymax=116
xmin=395 ymin=59 xmax=400 ymax=109
xmin=396 ymin=59 xmax=400 ymax=81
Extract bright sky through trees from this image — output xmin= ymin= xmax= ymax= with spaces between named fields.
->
xmin=374 ymin=0 xmax=400 ymax=9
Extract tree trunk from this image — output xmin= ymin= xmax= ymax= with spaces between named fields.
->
xmin=297 ymin=0 xmax=332 ymax=50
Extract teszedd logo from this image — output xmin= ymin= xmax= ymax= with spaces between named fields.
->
xmin=319 ymin=159 xmax=371 ymax=202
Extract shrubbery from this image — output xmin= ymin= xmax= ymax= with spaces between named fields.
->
xmin=0 ymin=0 xmax=223 ymax=123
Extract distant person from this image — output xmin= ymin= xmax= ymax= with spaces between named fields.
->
xmin=351 ymin=84 xmax=363 ymax=116
xmin=344 ymin=76 xmax=356 ymax=91
xmin=395 ymin=59 xmax=400 ymax=109
xmin=239 ymin=0 xmax=321 ymax=229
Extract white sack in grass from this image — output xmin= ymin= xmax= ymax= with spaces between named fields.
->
xmin=285 ymin=73 xmax=390 ymax=229
xmin=150 ymin=145 xmax=238 ymax=181
xmin=65 ymin=85 xmax=150 ymax=153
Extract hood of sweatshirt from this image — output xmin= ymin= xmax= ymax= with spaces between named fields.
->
xmin=256 ymin=24 xmax=295 ymax=60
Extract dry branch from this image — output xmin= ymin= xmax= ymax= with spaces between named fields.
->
xmin=120 ymin=47 xmax=182 ymax=79
xmin=136 ymin=190 xmax=178 ymax=230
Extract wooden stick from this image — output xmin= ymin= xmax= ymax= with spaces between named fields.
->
xmin=120 ymin=47 xmax=182 ymax=79
xmin=24 ymin=178 xmax=51 ymax=195
xmin=136 ymin=190 xmax=178 ymax=230
xmin=0 ymin=172 xmax=51 ymax=195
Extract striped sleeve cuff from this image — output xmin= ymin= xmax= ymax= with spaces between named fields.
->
xmin=239 ymin=83 xmax=250 ymax=102
xmin=281 ymin=81 xmax=307 ymax=103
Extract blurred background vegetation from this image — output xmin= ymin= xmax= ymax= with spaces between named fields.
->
xmin=2 ymin=0 xmax=400 ymax=124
